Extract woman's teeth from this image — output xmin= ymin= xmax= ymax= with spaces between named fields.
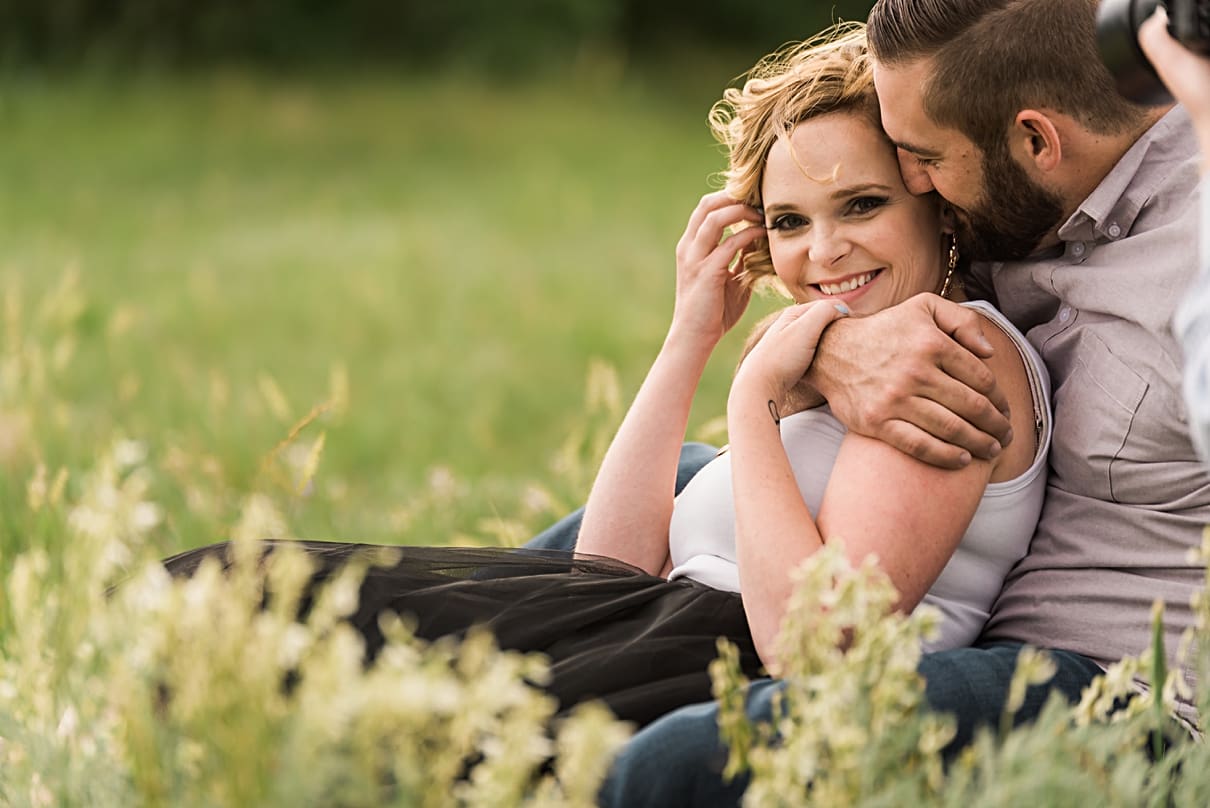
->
xmin=818 ymin=271 xmax=877 ymax=296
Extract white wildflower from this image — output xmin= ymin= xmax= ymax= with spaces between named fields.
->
xmin=112 ymin=439 xmax=148 ymax=470
xmin=427 ymin=465 xmax=458 ymax=499
xmin=29 ymin=772 xmax=52 ymax=807
xmin=326 ymin=571 xmax=361 ymax=619
xmin=277 ymin=624 xmax=312 ymax=669
xmin=1005 ymin=646 xmax=1057 ymax=715
xmin=55 ymin=705 xmax=78 ymax=740
xmin=231 ymin=492 xmax=289 ymax=542
xmin=130 ymin=501 xmax=162 ymax=533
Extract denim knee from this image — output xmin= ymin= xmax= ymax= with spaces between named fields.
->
xmin=919 ymin=641 xmax=1104 ymax=757
xmin=599 ymin=678 xmax=782 ymax=808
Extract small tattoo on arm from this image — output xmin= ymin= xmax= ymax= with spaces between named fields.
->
xmin=768 ymin=399 xmax=781 ymax=426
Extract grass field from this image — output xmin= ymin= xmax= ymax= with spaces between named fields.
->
xmin=3 ymin=68 xmax=1207 ymax=808
xmin=0 ymin=66 xmax=785 ymax=556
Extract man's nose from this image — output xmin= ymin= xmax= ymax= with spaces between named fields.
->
xmin=897 ymin=149 xmax=936 ymax=195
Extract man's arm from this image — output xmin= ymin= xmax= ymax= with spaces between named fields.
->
xmin=802 ymin=293 xmax=1013 ymax=469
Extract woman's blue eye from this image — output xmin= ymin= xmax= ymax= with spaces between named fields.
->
xmin=850 ymin=196 xmax=888 ymax=214
xmin=770 ymin=214 xmax=806 ymax=231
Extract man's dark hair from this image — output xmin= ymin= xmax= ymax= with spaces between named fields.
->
xmin=866 ymin=0 xmax=1145 ymax=154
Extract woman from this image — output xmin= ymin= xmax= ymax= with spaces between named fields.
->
xmin=163 ymin=25 xmax=1051 ymax=728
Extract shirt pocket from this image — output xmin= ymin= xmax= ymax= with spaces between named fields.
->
xmin=1049 ymin=333 xmax=1148 ymax=504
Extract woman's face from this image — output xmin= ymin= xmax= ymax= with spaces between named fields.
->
xmin=761 ymin=111 xmax=948 ymax=316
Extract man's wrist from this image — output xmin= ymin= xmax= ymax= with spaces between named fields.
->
xmin=801 ymin=315 xmax=851 ymax=398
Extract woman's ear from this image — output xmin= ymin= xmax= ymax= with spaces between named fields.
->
xmin=939 ymin=202 xmax=958 ymax=234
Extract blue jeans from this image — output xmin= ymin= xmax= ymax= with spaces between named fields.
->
xmin=596 ymin=642 xmax=1104 ymax=807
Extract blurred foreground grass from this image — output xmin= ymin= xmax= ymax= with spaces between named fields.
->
xmin=0 ymin=69 xmax=782 ymax=556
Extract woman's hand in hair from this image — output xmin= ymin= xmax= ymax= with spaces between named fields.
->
xmin=670 ymin=191 xmax=763 ymax=345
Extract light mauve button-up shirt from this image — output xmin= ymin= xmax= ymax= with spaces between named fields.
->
xmin=973 ymin=106 xmax=1210 ymax=712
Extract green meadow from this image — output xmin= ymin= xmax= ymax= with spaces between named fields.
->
xmin=2 ymin=70 xmax=1208 ymax=807
xmin=0 ymin=68 xmax=783 ymax=556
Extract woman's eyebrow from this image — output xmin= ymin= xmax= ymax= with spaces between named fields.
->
xmin=829 ymin=182 xmax=893 ymax=199
xmin=763 ymin=183 xmax=894 ymax=215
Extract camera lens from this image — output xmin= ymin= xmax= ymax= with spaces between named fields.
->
xmin=1096 ymin=0 xmax=1172 ymax=104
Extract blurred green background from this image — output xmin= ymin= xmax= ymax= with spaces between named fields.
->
xmin=3 ymin=1 xmax=870 ymax=72
xmin=0 ymin=0 xmax=871 ymax=553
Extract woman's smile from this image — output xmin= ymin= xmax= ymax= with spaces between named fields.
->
xmin=761 ymin=111 xmax=947 ymax=316
xmin=812 ymin=268 xmax=884 ymax=301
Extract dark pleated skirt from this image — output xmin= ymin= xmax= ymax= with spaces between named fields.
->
xmin=160 ymin=540 xmax=765 ymax=729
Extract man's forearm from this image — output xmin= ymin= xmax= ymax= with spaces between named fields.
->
xmin=793 ymin=295 xmax=1010 ymax=468
xmin=800 ymin=316 xmax=854 ymax=406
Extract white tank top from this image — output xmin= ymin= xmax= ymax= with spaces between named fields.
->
xmin=667 ymin=300 xmax=1052 ymax=653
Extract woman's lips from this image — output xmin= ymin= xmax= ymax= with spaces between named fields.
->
xmin=813 ymin=268 xmax=884 ymax=301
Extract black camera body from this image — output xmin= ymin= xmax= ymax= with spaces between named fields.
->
xmin=1167 ymin=0 xmax=1210 ymax=46
xmin=1097 ymin=0 xmax=1210 ymax=104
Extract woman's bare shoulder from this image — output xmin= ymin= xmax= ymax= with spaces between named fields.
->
xmin=970 ymin=309 xmax=1038 ymax=484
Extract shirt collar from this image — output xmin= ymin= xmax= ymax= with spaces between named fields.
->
xmin=1056 ymin=105 xmax=1194 ymax=244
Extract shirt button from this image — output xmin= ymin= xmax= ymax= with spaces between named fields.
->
xmin=1060 ymin=306 xmax=1072 ymax=322
xmin=1108 ymin=223 xmax=1122 ymax=238
xmin=1071 ymin=242 xmax=1086 ymax=257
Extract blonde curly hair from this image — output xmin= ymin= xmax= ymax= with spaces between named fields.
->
xmin=710 ymin=23 xmax=878 ymax=293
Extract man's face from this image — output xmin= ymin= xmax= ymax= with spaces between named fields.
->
xmin=871 ymin=58 xmax=1065 ymax=261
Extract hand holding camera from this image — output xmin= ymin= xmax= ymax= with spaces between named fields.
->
xmin=1098 ymin=0 xmax=1210 ymax=105
xmin=1099 ymin=0 xmax=1210 ymax=160
xmin=1140 ymin=8 xmax=1210 ymax=158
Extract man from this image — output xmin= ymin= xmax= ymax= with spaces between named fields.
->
xmin=531 ymin=0 xmax=1210 ymax=803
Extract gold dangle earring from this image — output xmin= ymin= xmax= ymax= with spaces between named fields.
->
xmin=939 ymin=234 xmax=959 ymax=299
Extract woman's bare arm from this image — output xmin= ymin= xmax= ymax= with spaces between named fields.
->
xmin=575 ymin=333 xmax=715 ymax=573
xmin=576 ymin=192 xmax=762 ymax=573
xmin=728 ymin=303 xmax=1033 ymax=670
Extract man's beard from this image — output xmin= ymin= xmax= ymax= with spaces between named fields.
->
xmin=957 ymin=146 xmax=1066 ymax=262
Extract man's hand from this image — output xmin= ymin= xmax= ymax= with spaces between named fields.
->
xmin=804 ymin=293 xmax=1012 ymax=469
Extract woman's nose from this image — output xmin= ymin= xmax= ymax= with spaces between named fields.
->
xmin=807 ymin=225 xmax=851 ymax=267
